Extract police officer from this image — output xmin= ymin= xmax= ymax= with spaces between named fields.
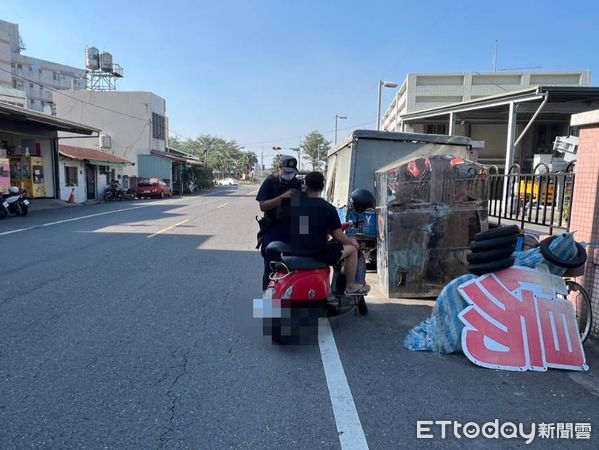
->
xmin=255 ymin=155 xmax=301 ymax=290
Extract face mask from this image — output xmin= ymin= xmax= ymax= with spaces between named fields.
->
xmin=280 ymin=173 xmax=295 ymax=182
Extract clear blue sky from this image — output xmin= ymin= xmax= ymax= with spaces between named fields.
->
xmin=4 ymin=0 xmax=598 ymax=160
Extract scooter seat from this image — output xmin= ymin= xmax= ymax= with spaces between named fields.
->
xmin=281 ymin=255 xmax=328 ymax=270
xmin=266 ymin=241 xmax=294 ymax=256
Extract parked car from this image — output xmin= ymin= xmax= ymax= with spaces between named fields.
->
xmin=218 ymin=178 xmax=240 ymax=186
xmin=136 ymin=178 xmax=172 ymax=199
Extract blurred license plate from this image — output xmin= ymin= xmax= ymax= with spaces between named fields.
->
xmin=23 ymin=200 xmax=30 ymax=206
xmin=2 ymin=201 xmax=8 ymax=208
xmin=143 ymin=190 xmax=150 ymax=193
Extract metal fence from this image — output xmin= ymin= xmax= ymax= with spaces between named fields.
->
xmin=488 ymin=162 xmax=575 ymax=235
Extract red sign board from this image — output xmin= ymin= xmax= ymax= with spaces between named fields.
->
xmin=458 ymin=266 xmax=588 ymax=372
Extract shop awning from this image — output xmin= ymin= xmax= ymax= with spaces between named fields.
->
xmin=0 ymin=102 xmax=100 ymax=135
xmin=59 ymin=145 xmax=134 ymax=166
xmin=151 ymin=149 xmax=202 ymax=165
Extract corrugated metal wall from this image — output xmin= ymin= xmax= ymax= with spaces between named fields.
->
xmin=138 ymin=155 xmax=172 ymax=181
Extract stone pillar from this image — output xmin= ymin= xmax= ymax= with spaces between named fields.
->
xmin=570 ymin=110 xmax=599 ymax=337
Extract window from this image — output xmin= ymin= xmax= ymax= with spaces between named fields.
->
xmin=152 ymin=113 xmax=166 ymax=140
xmin=425 ymin=124 xmax=447 ymax=135
xmin=28 ymin=66 xmax=32 ymax=73
xmin=65 ymin=166 xmax=78 ymax=186
xmin=30 ymin=99 xmax=35 ymax=106
xmin=53 ymin=71 xmax=59 ymax=81
xmin=17 ymin=64 xmax=22 ymax=70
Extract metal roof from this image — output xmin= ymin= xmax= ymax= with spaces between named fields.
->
xmin=0 ymin=102 xmax=99 ymax=135
xmin=333 ymin=129 xmax=472 ymax=154
xmin=59 ymin=145 xmax=134 ymax=165
xmin=401 ymin=86 xmax=599 ymax=122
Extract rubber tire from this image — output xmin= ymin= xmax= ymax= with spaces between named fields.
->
xmin=357 ymin=297 xmax=368 ymax=315
xmin=104 ymin=191 xmax=113 ymax=201
xmin=468 ymin=256 xmax=515 ymax=275
xmin=0 ymin=207 xmax=7 ymax=219
xmin=474 ymin=225 xmax=519 ymax=241
xmin=565 ymin=280 xmax=592 ymax=343
xmin=466 ymin=246 xmax=515 ymax=264
xmin=539 ymin=235 xmax=587 ymax=269
xmin=470 ymin=235 xmax=517 ymax=252
xmin=15 ymin=203 xmax=28 ymax=217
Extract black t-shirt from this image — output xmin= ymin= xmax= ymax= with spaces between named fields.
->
xmin=255 ymin=175 xmax=302 ymax=243
xmin=288 ymin=195 xmax=342 ymax=254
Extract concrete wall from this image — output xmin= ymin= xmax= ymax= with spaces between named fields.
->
xmin=54 ymin=90 xmax=168 ymax=178
xmin=382 ymin=71 xmax=591 ymax=132
xmin=569 ymin=109 xmax=599 ymax=337
xmin=58 ymin=159 xmax=86 ymax=203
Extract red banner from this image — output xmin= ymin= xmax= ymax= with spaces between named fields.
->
xmin=458 ymin=266 xmax=588 ymax=372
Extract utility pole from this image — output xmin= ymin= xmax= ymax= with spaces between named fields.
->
xmin=298 ymin=137 xmax=302 ymax=171
xmin=260 ymin=146 xmax=264 ymax=180
xmin=493 ymin=40 xmax=498 ymax=72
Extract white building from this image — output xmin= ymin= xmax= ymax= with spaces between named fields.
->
xmin=381 ymin=71 xmax=591 ymax=133
xmin=0 ymin=19 xmax=85 ymax=113
xmin=53 ymin=90 xmax=170 ymax=199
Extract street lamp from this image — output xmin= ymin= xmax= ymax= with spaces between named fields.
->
xmin=377 ymin=80 xmax=398 ymax=131
xmin=335 ymin=114 xmax=348 ymax=146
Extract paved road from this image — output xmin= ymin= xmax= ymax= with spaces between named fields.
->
xmin=1 ymin=186 xmax=598 ymax=449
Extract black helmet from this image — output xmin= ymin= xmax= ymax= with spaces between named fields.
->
xmin=349 ymin=189 xmax=375 ymax=214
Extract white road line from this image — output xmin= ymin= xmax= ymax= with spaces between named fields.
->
xmin=0 ymin=206 xmax=148 ymax=237
xmin=216 ymin=202 xmax=229 ymax=209
xmin=146 ymin=219 xmax=189 ymax=238
xmin=318 ymin=318 xmax=369 ymax=450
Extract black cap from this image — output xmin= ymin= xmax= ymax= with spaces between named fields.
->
xmin=279 ymin=155 xmax=298 ymax=174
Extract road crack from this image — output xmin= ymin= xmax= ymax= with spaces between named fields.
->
xmin=157 ymin=347 xmax=190 ymax=449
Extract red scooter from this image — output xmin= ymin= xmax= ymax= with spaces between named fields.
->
xmin=255 ymin=189 xmax=375 ymax=344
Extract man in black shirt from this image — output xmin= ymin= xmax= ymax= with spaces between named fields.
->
xmin=255 ymin=155 xmax=302 ymax=290
xmin=289 ymin=171 xmax=370 ymax=295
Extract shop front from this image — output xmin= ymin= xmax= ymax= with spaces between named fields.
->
xmin=59 ymin=145 xmax=134 ymax=203
xmin=0 ymin=102 xmax=98 ymax=198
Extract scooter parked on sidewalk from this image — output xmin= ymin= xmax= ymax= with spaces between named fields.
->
xmin=2 ymin=186 xmax=30 ymax=217
xmin=104 ymin=180 xmax=133 ymax=201
xmin=255 ymin=189 xmax=376 ymax=344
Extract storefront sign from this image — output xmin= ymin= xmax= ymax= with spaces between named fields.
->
xmin=458 ymin=265 xmax=588 ymax=372
xmin=0 ymin=158 xmax=9 ymax=193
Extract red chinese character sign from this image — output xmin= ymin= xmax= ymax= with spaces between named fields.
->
xmin=458 ymin=265 xmax=588 ymax=372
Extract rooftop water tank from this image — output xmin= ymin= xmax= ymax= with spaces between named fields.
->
xmin=86 ymin=47 xmax=100 ymax=70
xmin=100 ymin=52 xmax=113 ymax=72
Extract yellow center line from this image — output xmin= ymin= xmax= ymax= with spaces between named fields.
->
xmin=146 ymin=219 xmax=190 ymax=238
xmin=217 ymin=202 xmax=229 ymax=209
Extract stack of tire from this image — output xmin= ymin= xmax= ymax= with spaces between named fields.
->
xmin=467 ymin=225 xmax=519 ymax=275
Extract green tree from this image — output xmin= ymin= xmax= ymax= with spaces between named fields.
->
xmin=301 ymin=131 xmax=330 ymax=171
xmin=270 ymin=155 xmax=281 ymax=174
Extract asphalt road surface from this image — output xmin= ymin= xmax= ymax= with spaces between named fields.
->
xmin=1 ymin=185 xmax=598 ymax=449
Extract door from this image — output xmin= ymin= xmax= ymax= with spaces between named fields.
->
xmin=85 ymin=164 xmax=96 ymax=200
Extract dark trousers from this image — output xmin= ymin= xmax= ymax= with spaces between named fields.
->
xmin=260 ymin=244 xmax=272 ymax=291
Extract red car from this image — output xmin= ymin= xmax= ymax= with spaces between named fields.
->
xmin=137 ymin=178 xmax=172 ymax=199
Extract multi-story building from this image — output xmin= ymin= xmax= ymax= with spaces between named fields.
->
xmin=0 ymin=19 xmax=84 ymax=113
xmin=381 ymin=71 xmax=591 ymax=132
xmin=53 ymin=90 xmax=171 ymax=201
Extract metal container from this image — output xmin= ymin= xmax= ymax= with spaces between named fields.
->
xmin=100 ymin=52 xmax=113 ymax=72
xmin=86 ymin=47 xmax=100 ymax=70
xmin=376 ymin=155 xmax=489 ymax=298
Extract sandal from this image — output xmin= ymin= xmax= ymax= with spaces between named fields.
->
xmin=345 ymin=284 xmax=371 ymax=296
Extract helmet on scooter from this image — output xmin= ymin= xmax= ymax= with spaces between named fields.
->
xmin=10 ymin=186 xmax=19 ymax=194
xmin=349 ymin=189 xmax=375 ymax=214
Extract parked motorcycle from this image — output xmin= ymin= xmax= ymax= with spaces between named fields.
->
xmin=104 ymin=180 xmax=130 ymax=201
xmin=0 ymin=193 xmax=8 ymax=219
xmin=3 ymin=187 xmax=30 ymax=216
xmin=256 ymin=189 xmax=376 ymax=344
